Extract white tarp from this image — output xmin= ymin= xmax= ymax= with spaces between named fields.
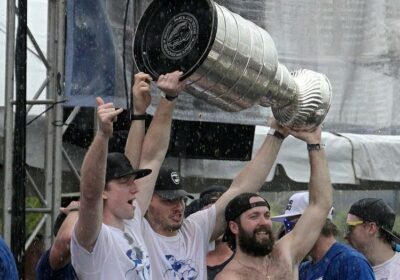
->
xmin=180 ymin=127 xmax=400 ymax=184
xmin=341 ymin=133 xmax=400 ymax=182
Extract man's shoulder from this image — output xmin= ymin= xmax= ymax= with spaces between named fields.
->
xmin=183 ymin=206 xmax=216 ymax=228
xmin=330 ymin=242 xmax=367 ymax=261
xmin=328 ymin=243 xmax=373 ymax=274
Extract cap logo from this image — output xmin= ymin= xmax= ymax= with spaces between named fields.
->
xmin=171 ymin=172 xmax=180 ymax=185
xmin=286 ymin=199 xmax=293 ymax=211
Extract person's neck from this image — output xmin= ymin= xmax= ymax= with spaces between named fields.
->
xmin=235 ymin=249 xmax=271 ymax=271
xmin=103 ymin=209 xmax=124 ymax=230
xmin=310 ymin=235 xmax=336 ymax=262
xmin=146 ymin=217 xmax=179 ymax=237
xmin=364 ymin=239 xmax=395 ymax=266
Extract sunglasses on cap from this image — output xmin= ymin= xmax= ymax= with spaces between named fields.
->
xmin=345 ymin=220 xmax=365 ymax=235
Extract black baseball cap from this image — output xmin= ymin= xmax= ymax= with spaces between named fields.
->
xmin=349 ymin=198 xmax=396 ymax=238
xmin=199 ymin=186 xmax=227 ymax=209
xmin=222 ymin=193 xmax=270 ymax=249
xmin=106 ymin=153 xmax=151 ymax=183
xmin=154 ymin=169 xmax=194 ymax=200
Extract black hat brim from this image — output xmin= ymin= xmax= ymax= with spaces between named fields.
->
xmin=113 ymin=168 xmax=152 ymax=181
xmin=155 ymin=189 xmax=194 ymax=200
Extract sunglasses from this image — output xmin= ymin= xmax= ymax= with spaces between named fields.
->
xmin=345 ymin=220 xmax=365 ymax=234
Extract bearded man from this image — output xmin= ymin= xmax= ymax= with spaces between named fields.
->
xmin=216 ymin=126 xmax=333 ymax=280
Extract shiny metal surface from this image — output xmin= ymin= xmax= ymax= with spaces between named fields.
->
xmin=134 ymin=0 xmax=332 ymax=128
xmin=186 ymin=1 xmax=331 ymax=128
xmin=186 ymin=3 xmax=279 ymax=112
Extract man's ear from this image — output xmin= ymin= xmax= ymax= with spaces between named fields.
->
xmin=102 ymin=191 xmax=108 ymax=200
xmin=229 ymin=220 xmax=239 ymax=235
xmin=368 ymin=222 xmax=380 ymax=236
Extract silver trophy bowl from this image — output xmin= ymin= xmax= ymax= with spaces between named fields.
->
xmin=133 ymin=0 xmax=332 ymax=129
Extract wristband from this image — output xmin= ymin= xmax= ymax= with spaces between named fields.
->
xmin=267 ymin=128 xmax=285 ymax=140
xmin=131 ymin=114 xmax=146 ymax=121
xmin=160 ymin=91 xmax=178 ymax=101
xmin=307 ymin=143 xmax=324 ymax=151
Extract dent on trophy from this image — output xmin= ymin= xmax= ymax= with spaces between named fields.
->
xmin=133 ymin=0 xmax=332 ymax=129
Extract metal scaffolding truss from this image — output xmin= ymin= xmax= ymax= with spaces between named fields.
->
xmin=2 ymin=0 xmax=76 ymax=251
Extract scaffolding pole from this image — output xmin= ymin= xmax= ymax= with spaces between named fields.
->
xmin=3 ymin=0 xmax=68 ymax=263
xmin=3 ymin=0 xmax=16 ymax=246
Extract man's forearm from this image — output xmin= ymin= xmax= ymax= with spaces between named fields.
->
xmin=125 ymin=120 xmax=145 ymax=169
xmin=230 ymin=135 xmax=282 ymax=193
xmin=308 ymin=149 xmax=332 ymax=210
xmin=80 ymin=132 xmax=109 ymax=199
xmin=75 ymin=131 xmax=108 ymax=250
xmin=140 ymin=99 xmax=175 ymax=165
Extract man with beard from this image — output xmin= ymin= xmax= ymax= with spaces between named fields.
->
xmin=137 ymin=118 xmax=291 ymax=279
xmin=216 ymin=127 xmax=333 ymax=280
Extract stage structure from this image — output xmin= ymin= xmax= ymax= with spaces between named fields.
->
xmin=2 ymin=0 xmax=147 ymax=258
xmin=3 ymin=0 xmax=73 ymax=255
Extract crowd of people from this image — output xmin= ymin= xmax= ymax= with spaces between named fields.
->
xmin=1 ymin=70 xmax=399 ymax=280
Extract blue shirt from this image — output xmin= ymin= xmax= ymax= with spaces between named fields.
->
xmin=300 ymin=242 xmax=375 ymax=280
xmin=36 ymin=249 xmax=77 ymax=280
xmin=0 ymin=238 xmax=18 ymax=280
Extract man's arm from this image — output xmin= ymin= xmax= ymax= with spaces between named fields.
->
xmin=49 ymin=201 xmax=79 ymax=270
xmin=127 ymin=71 xmax=185 ymax=214
xmin=125 ymin=72 xmax=152 ymax=169
xmin=74 ymin=97 xmax=123 ymax=252
xmin=280 ymin=127 xmax=333 ymax=264
xmin=211 ymin=119 xmax=288 ymax=241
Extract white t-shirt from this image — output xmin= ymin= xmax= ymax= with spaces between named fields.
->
xmin=71 ymin=202 xmax=151 ymax=280
xmin=373 ymin=252 xmax=400 ymax=280
xmin=143 ymin=205 xmax=216 ymax=280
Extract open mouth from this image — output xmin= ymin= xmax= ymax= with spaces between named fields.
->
xmin=255 ymin=231 xmax=269 ymax=237
xmin=170 ymin=214 xmax=182 ymax=222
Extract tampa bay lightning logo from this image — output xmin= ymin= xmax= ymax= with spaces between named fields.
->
xmin=163 ymin=255 xmax=198 ymax=280
xmin=161 ymin=12 xmax=198 ymax=60
xmin=125 ymin=244 xmax=150 ymax=279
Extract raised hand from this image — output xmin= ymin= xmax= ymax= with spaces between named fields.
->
xmin=268 ymin=117 xmax=289 ymax=138
xmin=60 ymin=200 xmax=80 ymax=215
xmin=133 ymin=72 xmax=152 ymax=114
xmin=287 ymin=126 xmax=322 ymax=144
xmin=96 ymin=97 xmax=123 ymax=138
xmin=157 ymin=71 xmax=185 ymax=98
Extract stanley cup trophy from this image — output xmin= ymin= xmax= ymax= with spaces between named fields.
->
xmin=133 ymin=0 xmax=332 ymax=129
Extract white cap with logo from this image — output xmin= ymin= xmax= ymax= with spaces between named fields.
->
xmin=271 ymin=192 xmax=334 ymax=222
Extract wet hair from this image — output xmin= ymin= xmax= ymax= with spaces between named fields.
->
xmin=378 ymin=228 xmax=400 ymax=245
xmin=226 ymin=216 xmax=241 ymax=250
xmin=320 ymin=219 xmax=339 ymax=237
xmin=184 ymin=199 xmax=200 ymax=218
